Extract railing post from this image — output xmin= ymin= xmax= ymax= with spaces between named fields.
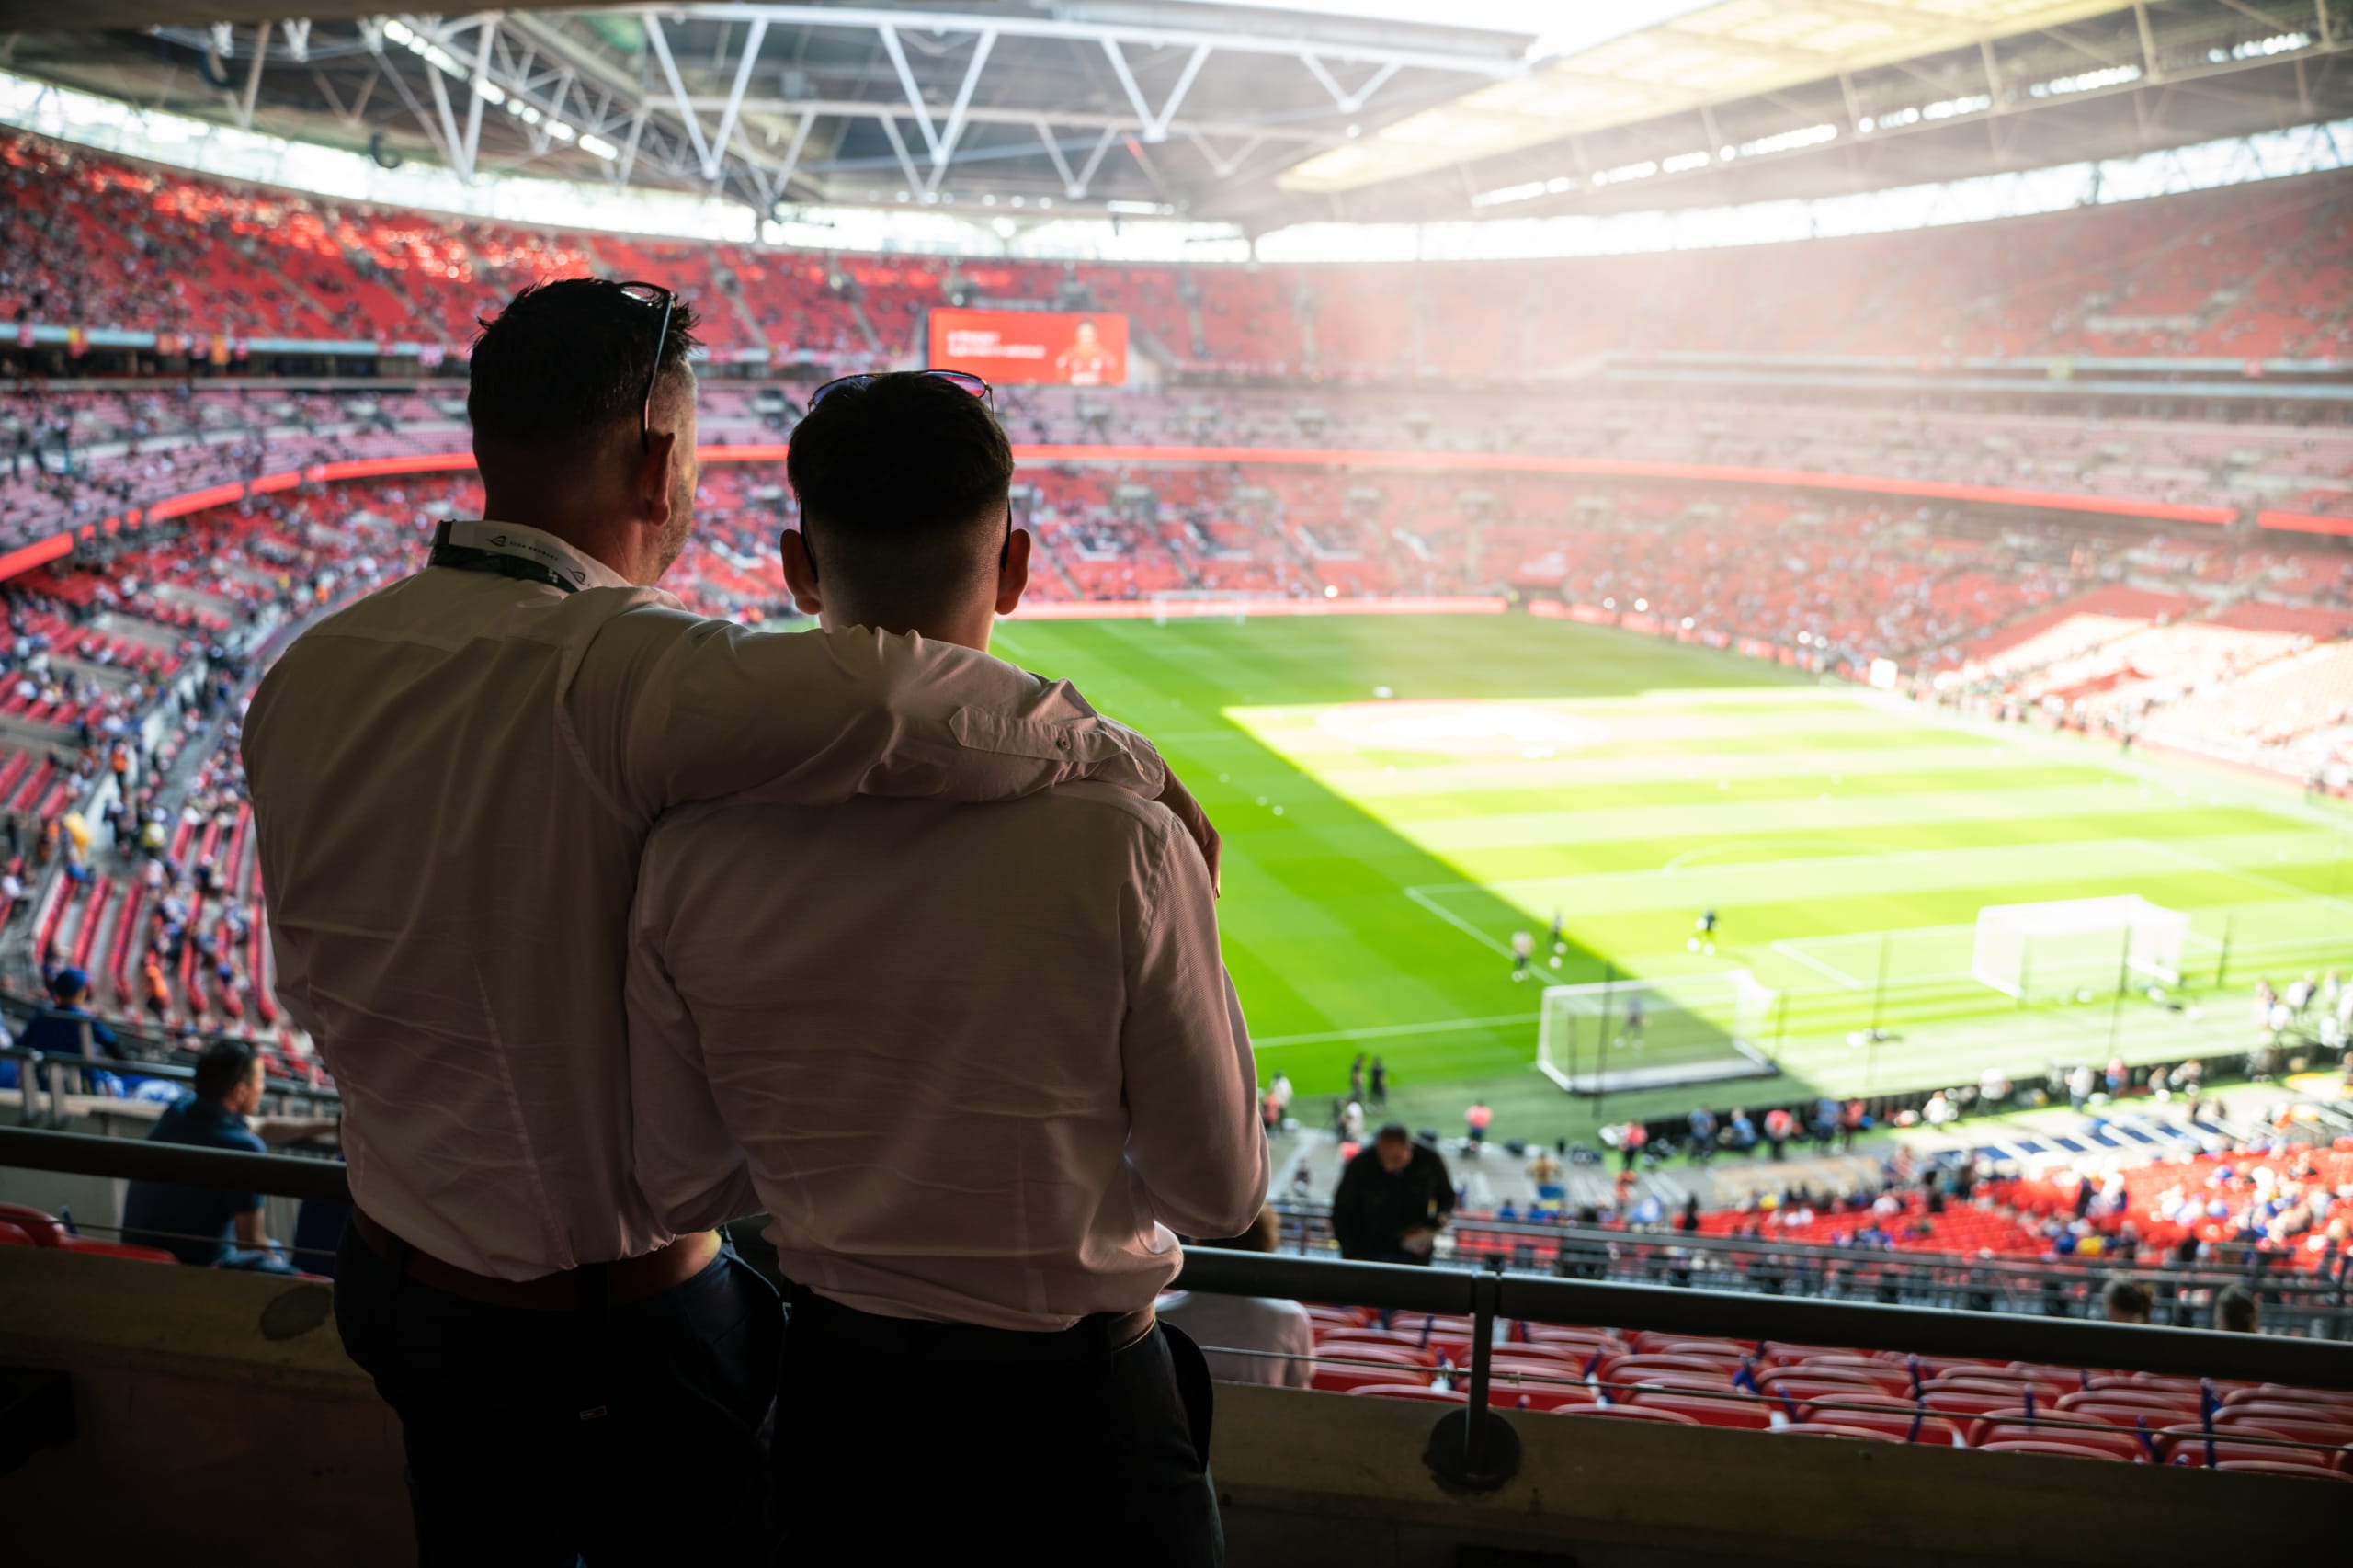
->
xmin=1424 ymin=1256 xmax=1519 ymax=1493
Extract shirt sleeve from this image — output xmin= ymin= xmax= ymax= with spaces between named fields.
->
xmin=565 ymin=604 xmax=1166 ymax=820
xmin=1119 ymin=812 xmax=1267 ymax=1242
xmin=624 ymin=825 xmax=763 ymax=1236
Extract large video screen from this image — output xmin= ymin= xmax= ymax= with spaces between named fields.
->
xmin=927 ymin=308 xmax=1129 ymax=386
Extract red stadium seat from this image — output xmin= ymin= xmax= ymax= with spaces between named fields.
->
xmin=0 ymin=1220 xmax=36 ymax=1247
xmin=1554 ymin=1404 xmax=1699 ymax=1426
xmin=1977 ymin=1438 xmax=2130 ymax=1463
xmin=1972 ymin=1419 xmax=2144 ymax=1462
xmin=0 ymin=1203 xmax=67 ymax=1246
xmin=2214 ymin=1460 xmax=2353 ymax=1482
xmin=1311 ymin=1364 xmax=1435 ymax=1394
xmin=1779 ymin=1424 xmax=1902 ymax=1443
xmin=1347 ymin=1385 xmax=1465 ymax=1405
xmin=1624 ymin=1392 xmax=1776 ymax=1431
xmin=56 ymin=1236 xmax=176 ymax=1263
xmin=1797 ymin=1407 xmax=1964 ymax=1447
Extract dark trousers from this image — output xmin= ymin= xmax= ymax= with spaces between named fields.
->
xmin=334 ymin=1227 xmax=781 ymax=1566
xmin=770 ymin=1292 xmax=1222 ymax=1566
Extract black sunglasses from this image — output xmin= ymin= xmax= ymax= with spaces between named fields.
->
xmin=807 ymin=368 xmax=992 ymax=414
xmin=617 ymin=280 xmax=676 ymax=452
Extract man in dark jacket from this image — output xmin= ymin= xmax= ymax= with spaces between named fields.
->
xmin=1331 ymin=1124 xmax=1455 ymax=1264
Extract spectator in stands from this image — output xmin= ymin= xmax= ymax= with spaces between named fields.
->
xmin=626 ymin=369 xmax=1257 ymax=1564
xmin=120 ymin=1040 xmax=291 ymax=1271
xmin=2101 ymin=1278 xmax=2154 ymax=1324
xmin=244 ymin=286 xmax=1215 ymax=1564
xmin=1334 ymin=1124 xmax=1456 ymax=1265
xmin=2214 ymin=1284 xmax=2261 ymax=1334
xmin=1155 ymin=1206 xmax=1315 ymax=1389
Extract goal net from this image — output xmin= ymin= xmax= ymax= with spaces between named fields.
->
xmin=1535 ymin=969 xmax=1780 ymax=1096
xmin=1149 ymin=589 xmax=1256 ymax=625
xmin=1970 ymin=895 xmax=2189 ymax=1003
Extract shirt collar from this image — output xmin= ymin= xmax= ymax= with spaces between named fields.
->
xmin=467 ymin=520 xmax=635 ymax=593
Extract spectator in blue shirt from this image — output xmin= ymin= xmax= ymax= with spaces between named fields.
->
xmin=7 ymin=966 xmax=128 ymax=1109
xmin=122 ymin=1040 xmax=295 ymax=1272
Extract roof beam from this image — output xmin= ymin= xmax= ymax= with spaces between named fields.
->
xmin=642 ymin=15 xmax=716 ymax=178
xmin=643 ymin=5 xmax=1522 ymax=77
xmin=705 ymin=15 xmax=770 ymax=187
xmin=926 ymin=28 xmax=996 ymax=187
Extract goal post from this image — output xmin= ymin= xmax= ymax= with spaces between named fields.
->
xmin=1535 ymin=969 xmax=1781 ymax=1096
xmin=1970 ymin=895 xmax=2189 ymax=1003
xmin=1149 ymin=589 xmax=1257 ymax=625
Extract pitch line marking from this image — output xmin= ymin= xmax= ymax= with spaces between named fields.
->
xmin=1768 ymin=938 xmax=1870 ymax=992
xmin=1255 ymin=1012 xmax=1543 ymax=1049
xmin=1403 ymin=885 xmax=1518 ymax=959
xmin=2133 ymin=836 xmax=2353 ymax=918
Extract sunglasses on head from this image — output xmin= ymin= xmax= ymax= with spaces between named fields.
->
xmin=807 ymin=368 xmax=992 ymax=414
xmin=615 ymin=280 xmax=676 ymax=453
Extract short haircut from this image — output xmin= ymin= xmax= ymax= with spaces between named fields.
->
xmin=1373 ymin=1122 xmax=1412 ymax=1145
xmin=2214 ymin=1285 xmax=2259 ymax=1333
xmin=468 ymin=278 xmax=700 ymax=464
xmin=785 ymin=372 xmax=1013 ymax=617
xmin=2102 ymin=1278 xmax=2153 ymax=1322
xmin=1197 ymin=1206 xmax=1280 ymax=1254
xmin=193 ymin=1038 xmax=259 ymax=1102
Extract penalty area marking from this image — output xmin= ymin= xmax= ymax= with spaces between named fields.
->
xmin=1768 ymin=939 xmax=1870 ymax=992
xmin=1253 ymin=1012 xmax=1543 ymax=1050
xmin=1404 ymin=884 xmax=1519 ymax=959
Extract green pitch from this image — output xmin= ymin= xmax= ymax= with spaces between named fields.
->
xmin=991 ymin=614 xmax=2353 ymax=1147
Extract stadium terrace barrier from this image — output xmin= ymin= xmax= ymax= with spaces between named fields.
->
xmin=3 ymin=1127 xmax=2350 ymax=1563
xmin=1 ymin=1126 xmax=2346 ymax=1401
xmin=2256 ymin=509 xmax=2353 ymax=538
xmin=1265 ymin=1200 xmax=2353 ymax=1338
xmin=13 ymin=436 xmax=2256 ymax=595
xmin=1006 ymin=596 xmax=1507 ymax=620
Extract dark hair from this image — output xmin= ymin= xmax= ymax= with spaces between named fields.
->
xmin=193 ymin=1038 xmax=259 ymax=1102
xmin=467 ymin=278 xmax=700 ymax=460
xmin=2101 ymin=1278 xmax=2153 ymax=1323
xmin=1373 ymin=1122 xmax=1412 ymax=1145
xmin=785 ymin=372 xmax=1013 ymax=615
xmin=2214 ymin=1284 xmax=2259 ymax=1333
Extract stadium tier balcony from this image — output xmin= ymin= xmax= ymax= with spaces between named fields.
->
xmin=10 ymin=127 xmax=2353 ymax=374
xmin=0 ymin=1130 xmax=2347 ymax=1564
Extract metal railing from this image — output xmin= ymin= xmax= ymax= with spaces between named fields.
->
xmin=3 ymin=1126 xmax=2349 ymax=1492
xmin=1270 ymin=1201 xmax=2353 ymax=1337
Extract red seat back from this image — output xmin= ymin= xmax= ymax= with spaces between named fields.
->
xmin=2212 ymin=1460 xmax=2353 ymax=1483
xmin=1977 ymin=1437 xmax=2129 ymax=1462
xmin=1625 ymin=1391 xmax=1776 ymax=1430
xmin=1554 ymin=1403 xmax=1699 ymax=1426
xmin=0 ymin=1202 xmax=65 ymax=1246
xmin=0 ymin=1220 xmax=35 ymax=1247
xmin=1310 ymin=1364 xmax=1435 ymax=1394
xmin=1347 ymin=1385 xmax=1465 ymax=1405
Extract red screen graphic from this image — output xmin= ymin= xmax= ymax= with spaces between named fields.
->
xmin=927 ymin=309 xmax=1129 ymax=386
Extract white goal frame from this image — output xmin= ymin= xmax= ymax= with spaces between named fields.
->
xmin=1970 ymin=895 xmax=2189 ymax=1002
xmin=1535 ymin=969 xmax=1779 ymax=1096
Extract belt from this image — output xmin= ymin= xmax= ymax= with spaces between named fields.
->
xmin=349 ymin=1210 xmax=720 ymax=1312
xmin=784 ymin=1284 xmax=1155 ymax=1369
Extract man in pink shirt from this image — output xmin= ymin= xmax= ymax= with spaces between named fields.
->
xmin=629 ymin=371 xmax=1265 ymax=1563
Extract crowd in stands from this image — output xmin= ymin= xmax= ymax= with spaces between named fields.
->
xmin=10 ymin=130 xmax=2353 ymax=371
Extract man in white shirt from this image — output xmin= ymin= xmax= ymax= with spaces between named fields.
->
xmin=629 ymin=370 xmax=1265 ymax=1565
xmin=244 ymin=284 xmax=1215 ymax=1564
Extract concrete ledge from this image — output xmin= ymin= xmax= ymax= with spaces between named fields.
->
xmin=0 ymin=1250 xmax=2340 ymax=1565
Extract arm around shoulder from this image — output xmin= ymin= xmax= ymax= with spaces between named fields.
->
xmin=569 ymin=608 xmax=1166 ymax=817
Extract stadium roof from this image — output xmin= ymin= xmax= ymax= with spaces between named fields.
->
xmin=3 ymin=1 xmax=2348 ymax=234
